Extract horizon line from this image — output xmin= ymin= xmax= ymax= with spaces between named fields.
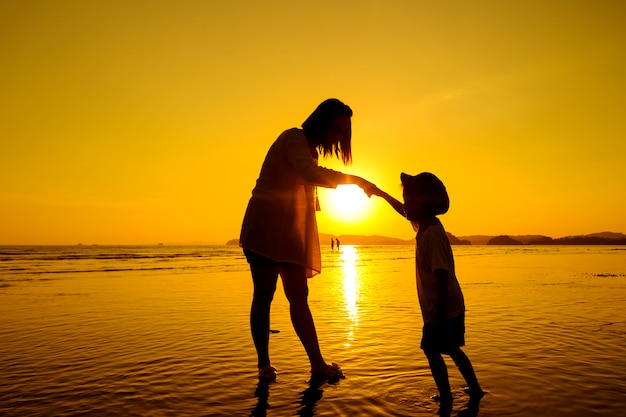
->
xmin=1 ymin=230 xmax=624 ymax=246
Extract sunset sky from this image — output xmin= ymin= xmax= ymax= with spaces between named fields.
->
xmin=2 ymin=1 xmax=625 ymax=245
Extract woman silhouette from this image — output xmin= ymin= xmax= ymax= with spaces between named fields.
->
xmin=240 ymin=98 xmax=376 ymax=381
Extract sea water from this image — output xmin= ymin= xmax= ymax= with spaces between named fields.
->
xmin=0 ymin=245 xmax=625 ymax=416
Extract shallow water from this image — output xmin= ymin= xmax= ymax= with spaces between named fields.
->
xmin=1 ymin=245 xmax=625 ymax=416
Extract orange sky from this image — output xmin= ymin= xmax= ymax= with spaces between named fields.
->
xmin=1 ymin=1 xmax=625 ymax=245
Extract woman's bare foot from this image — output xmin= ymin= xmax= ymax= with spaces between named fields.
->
xmin=311 ymin=362 xmax=345 ymax=381
xmin=258 ymin=365 xmax=277 ymax=381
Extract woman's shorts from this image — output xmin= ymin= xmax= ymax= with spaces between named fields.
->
xmin=421 ymin=314 xmax=465 ymax=354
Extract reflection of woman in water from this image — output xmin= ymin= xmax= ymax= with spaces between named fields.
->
xmin=240 ymin=98 xmax=376 ymax=381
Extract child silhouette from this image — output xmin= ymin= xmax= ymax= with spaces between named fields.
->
xmin=373 ymin=172 xmax=484 ymax=412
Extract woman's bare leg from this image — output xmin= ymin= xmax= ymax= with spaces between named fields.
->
xmin=279 ymin=264 xmax=327 ymax=372
xmin=249 ymin=262 xmax=279 ymax=369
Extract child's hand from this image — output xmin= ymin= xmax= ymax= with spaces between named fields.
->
xmin=368 ymin=185 xmax=383 ymax=197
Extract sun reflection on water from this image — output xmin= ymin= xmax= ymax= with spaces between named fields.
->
xmin=340 ymin=245 xmax=360 ymax=348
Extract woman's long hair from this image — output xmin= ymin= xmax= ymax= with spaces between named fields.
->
xmin=302 ymin=98 xmax=353 ymax=165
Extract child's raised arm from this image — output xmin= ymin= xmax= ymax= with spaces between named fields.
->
xmin=372 ymin=187 xmax=405 ymax=218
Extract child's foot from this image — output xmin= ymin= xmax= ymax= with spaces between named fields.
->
xmin=258 ymin=365 xmax=277 ymax=381
xmin=434 ymin=394 xmax=453 ymax=416
xmin=431 ymin=393 xmax=453 ymax=403
xmin=463 ymin=386 xmax=485 ymax=399
xmin=458 ymin=389 xmax=484 ymax=417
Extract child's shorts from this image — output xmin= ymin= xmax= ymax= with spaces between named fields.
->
xmin=421 ymin=314 xmax=465 ymax=354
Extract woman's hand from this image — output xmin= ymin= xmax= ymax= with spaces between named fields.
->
xmin=343 ymin=174 xmax=406 ymax=217
xmin=358 ymin=179 xmax=378 ymax=197
xmin=343 ymin=175 xmax=377 ymax=197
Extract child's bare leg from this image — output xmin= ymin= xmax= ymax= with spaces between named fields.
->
xmin=424 ymin=350 xmax=453 ymax=401
xmin=449 ymin=348 xmax=484 ymax=398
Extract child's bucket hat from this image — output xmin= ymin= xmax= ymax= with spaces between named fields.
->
xmin=401 ymin=172 xmax=449 ymax=215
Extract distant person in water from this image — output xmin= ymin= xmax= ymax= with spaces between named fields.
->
xmin=335 ymin=238 xmax=340 ymax=250
xmin=240 ymin=98 xmax=377 ymax=381
xmin=331 ymin=237 xmax=335 ymax=251
xmin=372 ymin=172 xmax=484 ymax=413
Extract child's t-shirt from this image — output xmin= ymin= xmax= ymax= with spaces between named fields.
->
xmin=415 ymin=219 xmax=465 ymax=323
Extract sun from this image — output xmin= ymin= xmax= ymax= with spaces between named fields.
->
xmin=321 ymin=184 xmax=371 ymax=223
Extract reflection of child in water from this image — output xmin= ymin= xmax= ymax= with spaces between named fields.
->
xmin=373 ymin=172 xmax=484 ymax=412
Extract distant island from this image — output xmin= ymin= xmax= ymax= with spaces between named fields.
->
xmin=462 ymin=231 xmax=626 ymax=245
xmin=226 ymin=231 xmax=626 ymax=246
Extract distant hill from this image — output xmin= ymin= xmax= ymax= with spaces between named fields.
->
xmin=448 ymin=233 xmax=472 ymax=245
xmin=573 ymin=231 xmax=626 ymax=240
xmin=533 ymin=234 xmax=626 ymax=245
xmin=228 ymin=231 xmax=626 ymax=245
xmin=461 ymin=232 xmax=626 ymax=245
xmin=458 ymin=234 xmax=551 ymax=245
xmin=486 ymin=235 xmax=524 ymax=245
